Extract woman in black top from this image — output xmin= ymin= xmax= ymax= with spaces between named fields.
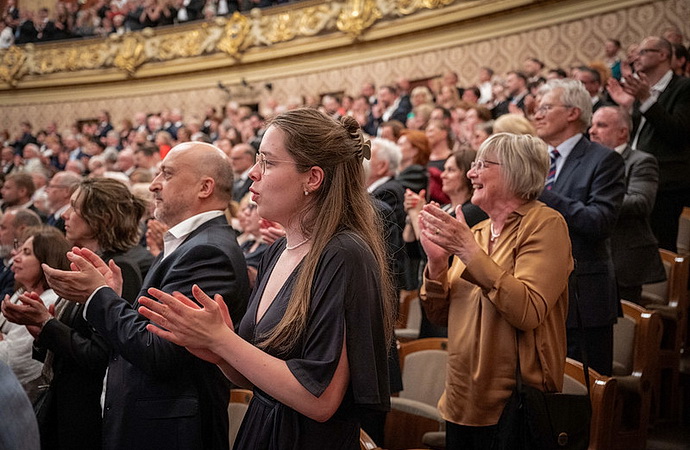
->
xmin=139 ymin=109 xmax=396 ymax=449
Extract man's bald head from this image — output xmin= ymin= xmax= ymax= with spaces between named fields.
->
xmin=150 ymin=142 xmax=234 ymax=226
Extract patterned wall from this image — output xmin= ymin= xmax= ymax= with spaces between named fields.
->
xmin=2 ymin=0 xmax=688 ymax=136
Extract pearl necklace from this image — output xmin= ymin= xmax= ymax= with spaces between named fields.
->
xmin=490 ymin=223 xmax=501 ymax=242
xmin=285 ymin=238 xmax=310 ymax=251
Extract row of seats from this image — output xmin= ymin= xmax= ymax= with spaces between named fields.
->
xmin=226 ymin=209 xmax=690 ymax=449
xmin=385 ymin=299 xmax=659 ymax=450
xmin=226 ymin=299 xmax=672 ymax=450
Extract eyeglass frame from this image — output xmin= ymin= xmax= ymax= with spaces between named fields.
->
xmin=46 ymin=183 xmax=69 ymax=190
xmin=638 ymin=48 xmax=662 ymax=56
xmin=535 ymin=104 xmax=574 ymax=115
xmin=255 ymin=152 xmax=301 ymax=175
xmin=470 ymin=159 xmax=502 ymax=171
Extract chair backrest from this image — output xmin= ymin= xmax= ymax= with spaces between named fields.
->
xmin=395 ymin=296 xmax=422 ymax=341
xmin=396 ymin=289 xmax=418 ymax=329
xmin=398 ymin=338 xmax=448 ymax=407
xmin=406 ymin=297 xmax=422 ymax=330
xmin=641 ymin=249 xmax=689 ymax=310
xmin=641 ymin=261 xmax=669 ymax=306
xmin=659 ymin=250 xmax=689 ymax=311
xmin=563 ymin=358 xmax=617 ymax=450
xmin=359 ymin=429 xmax=381 ymax=450
xmin=228 ymin=389 xmax=253 ymax=448
xmin=677 ymin=206 xmax=690 ymax=256
xmin=611 ymin=301 xmax=662 ymax=447
xmin=613 ymin=310 xmax=636 ymax=376
xmin=614 ymin=300 xmax=663 ymax=378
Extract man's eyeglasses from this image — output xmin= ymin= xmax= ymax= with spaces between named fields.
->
xmin=535 ymin=104 xmax=573 ymax=115
xmin=638 ymin=48 xmax=661 ymax=55
xmin=470 ymin=159 xmax=501 ymax=171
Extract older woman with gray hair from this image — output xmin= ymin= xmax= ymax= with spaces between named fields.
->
xmin=418 ymin=133 xmax=573 ymax=448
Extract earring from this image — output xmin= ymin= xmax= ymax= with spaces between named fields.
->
xmin=304 ymin=189 xmax=309 ymax=196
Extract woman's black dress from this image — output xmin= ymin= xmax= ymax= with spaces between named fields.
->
xmin=234 ymin=233 xmax=391 ymax=450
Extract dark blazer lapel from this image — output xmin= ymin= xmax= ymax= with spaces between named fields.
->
xmin=554 ymin=137 xmax=587 ymax=190
xmin=140 ymin=215 xmax=227 ymax=285
xmin=656 ymin=74 xmax=678 ymax=105
xmin=177 ymin=215 xmax=228 ymax=247
xmin=620 ymin=145 xmax=634 ymax=180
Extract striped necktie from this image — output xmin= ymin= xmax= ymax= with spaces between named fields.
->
xmin=545 ymin=149 xmax=560 ymax=190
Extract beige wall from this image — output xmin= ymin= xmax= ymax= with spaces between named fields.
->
xmin=1 ymin=0 xmax=688 ymax=136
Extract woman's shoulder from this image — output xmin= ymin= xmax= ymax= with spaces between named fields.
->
xmin=325 ymin=231 xmax=372 ymax=255
xmin=316 ymin=232 xmax=377 ymax=269
xmin=519 ymin=200 xmax=569 ymax=231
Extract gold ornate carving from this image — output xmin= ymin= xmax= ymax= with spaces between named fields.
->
xmin=113 ymin=33 xmax=148 ymax=75
xmin=298 ymin=4 xmax=341 ymax=36
xmin=0 ymin=0 xmax=460 ymax=87
xmin=0 ymin=45 xmax=28 ymax=86
xmin=419 ymin=0 xmax=455 ymax=9
xmin=337 ymin=0 xmax=382 ymax=38
xmin=218 ymin=12 xmax=251 ymax=57
xmin=267 ymin=12 xmax=297 ymax=43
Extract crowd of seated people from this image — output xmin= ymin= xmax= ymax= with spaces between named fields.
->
xmin=0 ymin=0 xmax=296 ymax=46
xmin=0 ymin=27 xmax=688 ymax=447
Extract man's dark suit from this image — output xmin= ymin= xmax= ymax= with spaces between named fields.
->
xmin=539 ymin=136 xmax=625 ymax=376
xmin=491 ymin=93 xmax=527 ymax=119
xmin=0 ymin=263 xmax=15 ymax=300
xmin=372 ymin=178 xmax=406 ymax=291
xmin=385 ymin=98 xmax=412 ymax=125
xmin=85 ymin=215 xmax=250 ymax=450
xmin=372 ymin=178 xmax=405 ymax=231
xmin=33 ymin=301 xmax=108 ymax=449
xmin=45 ymin=213 xmax=65 ymax=234
xmin=31 ymin=247 xmax=151 ymax=448
xmin=633 ymin=74 xmax=690 ymax=251
xmin=232 ymin=177 xmax=252 ymax=203
xmin=611 ymin=146 xmax=666 ymax=302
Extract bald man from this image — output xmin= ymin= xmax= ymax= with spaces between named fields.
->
xmin=44 ymin=142 xmax=250 ymax=450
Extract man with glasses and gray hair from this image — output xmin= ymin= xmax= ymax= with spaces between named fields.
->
xmin=535 ymin=78 xmax=625 ymax=376
xmin=44 ymin=171 xmax=81 ymax=233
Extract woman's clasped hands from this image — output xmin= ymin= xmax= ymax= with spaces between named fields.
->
xmin=419 ymin=203 xmax=480 ymax=278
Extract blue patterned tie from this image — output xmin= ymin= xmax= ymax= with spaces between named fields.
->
xmin=545 ymin=149 xmax=560 ymax=190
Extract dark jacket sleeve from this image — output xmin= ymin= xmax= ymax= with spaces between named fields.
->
xmin=35 ymin=305 xmax=109 ymax=375
xmin=619 ymin=151 xmax=658 ymax=218
xmin=86 ymin=243 xmax=247 ymax=379
xmin=539 ymin=149 xmax=625 ymax=238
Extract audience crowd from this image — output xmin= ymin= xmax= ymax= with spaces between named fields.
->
xmin=0 ymin=0 xmax=295 ymax=46
xmin=0 ymin=26 xmax=689 ymax=448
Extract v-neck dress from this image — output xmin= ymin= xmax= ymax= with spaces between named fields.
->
xmin=234 ymin=232 xmax=391 ymax=450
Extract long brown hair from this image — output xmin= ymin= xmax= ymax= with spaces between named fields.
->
xmin=258 ymin=108 xmax=396 ymax=355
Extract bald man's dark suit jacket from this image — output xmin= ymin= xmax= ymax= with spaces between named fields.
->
xmin=539 ymin=137 xmax=625 ymax=329
xmin=85 ymin=215 xmax=250 ymax=450
xmin=611 ymin=146 xmax=666 ymax=289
